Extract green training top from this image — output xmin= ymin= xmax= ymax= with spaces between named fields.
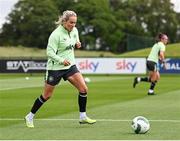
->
xmin=147 ymin=42 xmax=166 ymax=63
xmin=46 ymin=25 xmax=79 ymax=70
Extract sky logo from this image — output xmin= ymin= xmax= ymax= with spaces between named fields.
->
xmin=116 ymin=60 xmax=137 ymax=72
xmin=78 ymin=60 xmax=99 ymax=72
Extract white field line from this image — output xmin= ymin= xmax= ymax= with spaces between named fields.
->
xmin=1 ymin=118 xmax=180 ymax=123
xmin=0 ymin=77 xmax=43 ymax=91
xmin=0 ymin=85 xmax=42 ymax=91
xmin=0 ymin=77 xmax=131 ymax=91
xmin=0 ymin=85 xmax=43 ymax=91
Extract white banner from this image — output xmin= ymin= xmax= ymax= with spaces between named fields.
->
xmin=76 ymin=58 xmax=146 ymax=74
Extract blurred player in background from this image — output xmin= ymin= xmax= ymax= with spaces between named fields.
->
xmin=133 ymin=33 xmax=168 ymax=95
xmin=25 ymin=10 xmax=96 ymax=128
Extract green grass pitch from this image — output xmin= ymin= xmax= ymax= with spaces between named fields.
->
xmin=0 ymin=74 xmax=180 ymax=140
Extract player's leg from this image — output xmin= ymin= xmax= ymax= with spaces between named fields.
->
xmin=133 ymin=75 xmax=150 ymax=88
xmin=133 ymin=61 xmax=155 ymax=88
xmin=25 ymin=83 xmax=55 ymax=128
xmin=67 ymin=72 xmax=96 ymax=124
xmin=148 ymin=71 xmax=160 ymax=95
xmin=147 ymin=61 xmax=160 ymax=95
xmin=31 ymin=83 xmax=55 ymax=113
xmin=156 ymin=71 xmax=160 ymax=81
xmin=25 ymin=70 xmax=60 ymax=128
xmin=147 ymin=71 xmax=157 ymax=95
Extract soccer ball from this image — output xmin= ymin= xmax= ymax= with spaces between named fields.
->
xmin=25 ymin=77 xmax=29 ymax=80
xmin=131 ymin=116 xmax=150 ymax=134
xmin=84 ymin=77 xmax=91 ymax=83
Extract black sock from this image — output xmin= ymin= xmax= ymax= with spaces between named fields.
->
xmin=31 ymin=95 xmax=47 ymax=114
xmin=78 ymin=92 xmax=87 ymax=112
xmin=141 ymin=77 xmax=150 ymax=82
xmin=150 ymin=82 xmax=156 ymax=90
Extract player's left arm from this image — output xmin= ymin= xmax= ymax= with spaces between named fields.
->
xmin=74 ymin=28 xmax=81 ymax=49
xmin=159 ymin=51 xmax=166 ymax=69
xmin=159 ymin=51 xmax=165 ymax=62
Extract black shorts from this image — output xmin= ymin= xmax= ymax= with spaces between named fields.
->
xmin=146 ymin=61 xmax=157 ymax=71
xmin=45 ymin=65 xmax=79 ymax=86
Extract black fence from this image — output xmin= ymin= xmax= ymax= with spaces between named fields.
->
xmin=126 ymin=34 xmax=154 ymax=51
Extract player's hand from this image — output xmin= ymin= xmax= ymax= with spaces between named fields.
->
xmin=75 ymin=41 xmax=81 ymax=49
xmin=159 ymin=59 xmax=164 ymax=64
xmin=162 ymin=63 xmax=167 ymax=70
xmin=63 ymin=59 xmax=71 ymax=66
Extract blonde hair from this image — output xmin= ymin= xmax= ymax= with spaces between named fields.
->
xmin=55 ymin=10 xmax=77 ymax=25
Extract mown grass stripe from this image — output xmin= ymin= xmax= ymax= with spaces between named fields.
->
xmin=1 ymin=118 xmax=180 ymax=122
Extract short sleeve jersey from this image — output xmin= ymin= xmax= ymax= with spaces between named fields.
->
xmin=147 ymin=42 xmax=166 ymax=63
xmin=46 ymin=25 xmax=79 ymax=70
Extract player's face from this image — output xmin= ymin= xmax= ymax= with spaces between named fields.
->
xmin=161 ymin=35 xmax=168 ymax=45
xmin=64 ymin=16 xmax=77 ymax=32
xmin=162 ymin=37 xmax=168 ymax=45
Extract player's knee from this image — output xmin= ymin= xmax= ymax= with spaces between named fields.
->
xmin=150 ymin=75 xmax=156 ymax=82
xmin=42 ymin=93 xmax=52 ymax=100
xmin=157 ymin=75 xmax=160 ymax=80
xmin=45 ymin=96 xmax=51 ymax=100
xmin=157 ymin=77 xmax=160 ymax=81
xmin=149 ymin=78 xmax=155 ymax=82
xmin=79 ymin=86 xmax=88 ymax=94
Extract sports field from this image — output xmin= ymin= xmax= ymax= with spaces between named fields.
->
xmin=0 ymin=74 xmax=180 ymax=140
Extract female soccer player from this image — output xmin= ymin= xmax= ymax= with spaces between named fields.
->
xmin=25 ymin=10 xmax=96 ymax=128
xmin=133 ymin=33 xmax=168 ymax=95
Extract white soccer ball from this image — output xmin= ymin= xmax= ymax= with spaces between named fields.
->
xmin=25 ymin=77 xmax=29 ymax=80
xmin=131 ymin=116 xmax=150 ymax=134
xmin=84 ymin=77 xmax=91 ymax=83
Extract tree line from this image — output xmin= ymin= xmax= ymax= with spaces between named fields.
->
xmin=0 ymin=0 xmax=179 ymax=53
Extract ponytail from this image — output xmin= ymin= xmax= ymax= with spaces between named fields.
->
xmin=155 ymin=33 xmax=168 ymax=42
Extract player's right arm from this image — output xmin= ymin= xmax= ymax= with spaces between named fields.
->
xmin=46 ymin=33 xmax=65 ymax=64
